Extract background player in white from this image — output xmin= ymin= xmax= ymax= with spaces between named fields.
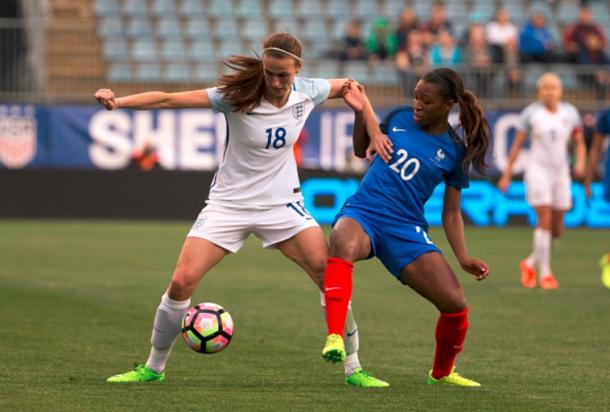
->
xmin=498 ymin=72 xmax=586 ymax=289
xmin=94 ymin=33 xmax=388 ymax=387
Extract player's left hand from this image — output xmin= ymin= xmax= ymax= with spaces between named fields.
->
xmin=460 ymin=257 xmax=490 ymax=281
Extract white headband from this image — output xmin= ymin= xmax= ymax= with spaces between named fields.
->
xmin=263 ymin=47 xmax=303 ymax=62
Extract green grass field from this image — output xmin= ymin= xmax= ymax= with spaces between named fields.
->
xmin=1 ymin=220 xmax=609 ymax=411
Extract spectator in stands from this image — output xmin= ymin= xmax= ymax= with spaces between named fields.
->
xmin=486 ymin=7 xmax=519 ymax=64
xmin=340 ymin=20 xmax=367 ymax=61
xmin=366 ymin=17 xmax=398 ymax=63
xmin=519 ymin=11 xmax=558 ymax=63
xmin=420 ymin=1 xmax=453 ymax=47
xmin=395 ymin=7 xmax=420 ymax=51
xmin=563 ymin=5 xmax=606 ymax=64
xmin=463 ymin=23 xmax=492 ymax=97
xmin=429 ymin=29 xmax=461 ymax=66
xmin=130 ymin=142 xmax=160 ymax=171
xmin=576 ymin=32 xmax=609 ymax=100
xmin=396 ymin=30 xmax=429 ymax=92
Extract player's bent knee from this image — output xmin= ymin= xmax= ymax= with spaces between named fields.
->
xmin=329 ymin=231 xmax=361 ymax=261
xmin=168 ymin=268 xmax=199 ymax=299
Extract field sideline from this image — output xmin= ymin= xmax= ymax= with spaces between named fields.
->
xmin=1 ymin=220 xmax=608 ymax=411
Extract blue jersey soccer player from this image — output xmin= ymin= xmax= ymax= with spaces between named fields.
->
xmin=321 ymin=68 xmax=491 ymax=387
xmin=584 ymin=107 xmax=610 ymax=288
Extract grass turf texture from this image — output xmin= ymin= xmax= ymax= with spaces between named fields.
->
xmin=1 ymin=220 xmax=609 ymax=411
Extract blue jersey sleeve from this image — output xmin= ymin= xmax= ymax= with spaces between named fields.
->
xmin=595 ymin=109 xmax=610 ymax=135
xmin=206 ymin=87 xmax=233 ymax=113
xmin=293 ymin=77 xmax=331 ymax=106
xmin=445 ymin=143 xmax=470 ymax=189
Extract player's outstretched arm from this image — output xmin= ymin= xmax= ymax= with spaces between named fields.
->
xmin=442 ymin=186 xmax=490 ymax=281
xmin=339 ymin=80 xmax=393 ymax=162
xmin=94 ymin=89 xmax=212 ymax=110
xmin=498 ymin=130 xmax=527 ymax=192
xmin=584 ymin=132 xmax=604 ymax=197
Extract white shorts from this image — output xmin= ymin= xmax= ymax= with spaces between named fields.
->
xmin=524 ymin=171 xmax=572 ymax=210
xmin=187 ymin=201 xmax=319 ymax=253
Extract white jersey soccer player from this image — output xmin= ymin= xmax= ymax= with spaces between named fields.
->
xmin=517 ymin=101 xmax=582 ymax=210
xmin=498 ymin=72 xmax=586 ymax=289
xmin=96 ymin=33 xmax=389 ymax=387
xmin=188 ymin=78 xmax=329 ymax=252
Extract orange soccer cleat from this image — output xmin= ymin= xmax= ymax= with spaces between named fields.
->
xmin=539 ymin=274 xmax=559 ymax=290
xmin=519 ymin=260 xmax=537 ymax=288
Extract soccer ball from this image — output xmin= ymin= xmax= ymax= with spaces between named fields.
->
xmin=181 ymin=302 xmax=234 ymax=354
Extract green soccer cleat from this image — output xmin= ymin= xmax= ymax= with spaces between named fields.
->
xmin=321 ymin=333 xmax=346 ymax=363
xmin=345 ymin=368 xmax=390 ymax=388
xmin=106 ymin=364 xmax=165 ymax=383
xmin=600 ymin=254 xmax=610 ymax=289
xmin=427 ymin=367 xmax=481 ymax=387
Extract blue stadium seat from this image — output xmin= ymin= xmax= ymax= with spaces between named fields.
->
xmin=354 ymin=0 xmax=378 ymax=18
xmin=209 ymin=0 xmax=235 ymax=17
xmin=127 ymin=18 xmax=153 ymax=37
xmin=236 ymin=0 xmax=263 ymax=17
xmin=136 ymin=63 xmax=162 ymax=81
xmin=590 ymin=1 xmax=609 ymax=17
xmin=445 ymin=0 xmax=468 ymax=21
xmin=179 ymin=0 xmax=205 ymax=17
xmin=217 ymin=40 xmax=244 ymax=58
xmin=108 ymin=62 xmax=132 ymax=82
xmin=151 ymin=0 xmax=177 ymax=16
xmin=470 ymin=0 xmax=495 ymax=22
xmin=214 ymin=18 xmax=240 ymax=40
xmin=131 ymin=39 xmax=158 ymax=61
xmin=343 ymin=61 xmax=369 ymax=83
xmin=272 ymin=17 xmax=300 ymax=35
xmin=557 ymin=0 xmax=580 ymax=23
xmin=157 ymin=18 xmax=183 ymax=39
xmin=242 ymin=19 xmax=269 ymax=42
xmin=269 ymin=0 xmax=294 ymax=18
xmin=500 ymin=1 xmax=525 ymax=23
xmin=164 ymin=63 xmax=191 ymax=82
xmin=370 ymin=63 xmax=398 ymax=86
xmin=103 ymin=38 xmax=129 ymax=60
xmin=189 ymin=40 xmax=216 ymax=61
xmin=98 ymin=17 xmax=124 ymax=37
xmin=302 ymin=20 xmax=328 ymax=43
xmin=528 ymin=1 xmax=553 ymax=17
xmin=193 ymin=63 xmax=220 ymax=82
xmin=413 ymin=2 xmax=432 ymax=19
xmin=383 ymin=0 xmax=405 ymax=17
xmin=185 ymin=18 xmax=210 ymax=39
xmin=330 ymin=19 xmax=349 ymax=41
xmin=95 ymin=0 xmax=121 ymax=16
xmin=327 ymin=0 xmax=351 ymax=18
xmin=122 ymin=0 xmax=149 ymax=17
xmin=296 ymin=0 xmax=323 ymax=17
xmin=312 ymin=60 xmax=340 ymax=78
xmin=161 ymin=39 xmax=188 ymax=60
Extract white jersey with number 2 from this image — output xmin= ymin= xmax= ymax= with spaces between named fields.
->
xmin=517 ymin=101 xmax=582 ymax=178
xmin=205 ymin=77 xmax=330 ymax=208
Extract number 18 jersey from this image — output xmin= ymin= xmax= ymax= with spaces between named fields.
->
xmin=343 ymin=106 xmax=469 ymax=230
xmin=206 ymin=77 xmax=330 ymax=208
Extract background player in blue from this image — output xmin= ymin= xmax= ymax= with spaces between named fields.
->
xmin=584 ymin=107 xmax=610 ymax=288
xmin=321 ymin=68 xmax=491 ymax=387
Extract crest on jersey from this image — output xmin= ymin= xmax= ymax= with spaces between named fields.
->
xmin=0 ymin=105 xmax=37 ymax=169
xmin=435 ymin=148 xmax=446 ymax=162
xmin=293 ymin=103 xmax=304 ymax=121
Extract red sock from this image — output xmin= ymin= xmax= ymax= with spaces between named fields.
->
xmin=432 ymin=307 xmax=469 ymax=379
xmin=324 ymin=257 xmax=353 ymax=336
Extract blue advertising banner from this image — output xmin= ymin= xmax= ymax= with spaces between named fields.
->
xmin=0 ymin=104 xmax=608 ymax=227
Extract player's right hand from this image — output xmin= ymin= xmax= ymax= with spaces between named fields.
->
xmin=497 ymin=173 xmax=511 ymax=193
xmin=94 ymin=88 xmax=119 ymax=110
xmin=366 ymin=132 xmax=393 ymax=163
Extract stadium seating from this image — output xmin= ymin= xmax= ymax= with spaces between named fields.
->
xmin=92 ymin=0 xmax=610 ymax=90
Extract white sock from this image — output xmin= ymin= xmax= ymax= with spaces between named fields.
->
xmin=536 ymin=229 xmax=552 ymax=277
xmin=525 ymin=229 xmax=540 ymax=268
xmin=145 ymin=292 xmax=191 ymax=374
xmin=320 ymin=292 xmax=362 ymax=376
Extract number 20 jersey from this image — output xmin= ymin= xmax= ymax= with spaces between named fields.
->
xmin=343 ymin=106 xmax=469 ymax=230
xmin=205 ymin=77 xmax=330 ymax=208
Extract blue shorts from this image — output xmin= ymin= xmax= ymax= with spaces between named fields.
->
xmin=335 ymin=205 xmax=441 ymax=280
